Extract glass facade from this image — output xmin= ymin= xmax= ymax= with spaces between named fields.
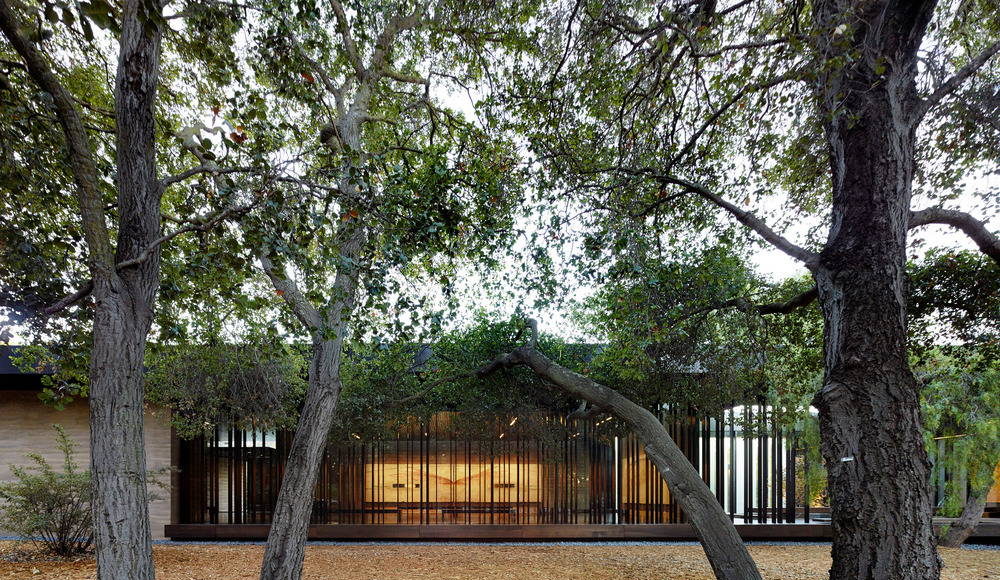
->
xmin=175 ymin=408 xmax=806 ymax=527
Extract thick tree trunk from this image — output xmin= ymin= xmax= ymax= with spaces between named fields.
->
xmin=938 ymin=483 xmax=990 ymax=548
xmin=258 ymin=98 xmax=369 ymax=580
xmin=810 ymin=4 xmax=940 ymax=577
xmin=258 ymin=340 xmax=344 ymax=580
xmin=3 ymin=0 xmax=162 ymax=577
xmin=812 ymin=115 xmax=941 ymax=579
xmin=89 ymin=289 xmax=156 ymax=580
xmin=89 ymin=2 xmax=163 ymax=578
xmin=482 ymin=345 xmax=762 ymax=580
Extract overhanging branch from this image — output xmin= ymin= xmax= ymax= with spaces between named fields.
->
xmin=382 ymin=68 xmax=427 ymax=85
xmin=116 ymin=199 xmax=261 ymax=270
xmin=473 ymin=317 xmax=763 ymax=580
xmin=666 ymin=286 xmax=818 ymax=330
xmin=160 ymin=164 xmax=260 ymax=188
xmin=40 ymin=280 xmax=95 ymax=317
xmin=659 ymin=175 xmax=819 ymax=267
xmin=757 ymin=286 xmax=819 ymax=314
xmin=909 ymin=207 xmax=1000 ymax=265
xmin=40 ymin=194 xmax=268 ymax=317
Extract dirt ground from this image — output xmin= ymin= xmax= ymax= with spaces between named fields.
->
xmin=0 ymin=542 xmax=997 ymax=580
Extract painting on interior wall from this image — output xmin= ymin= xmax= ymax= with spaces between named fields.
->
xmin=365 ymin=461 xmax=541 ymax=503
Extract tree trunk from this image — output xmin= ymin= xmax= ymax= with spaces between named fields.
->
xmin=258 ymin=340 xmax=344 ymax=580
xmin=938 ymin=483 xmax=990 ymax=548
xmin=2 ymin=0 xmax=163 ymax=576
xmin=810 ymin=4 xmax=940 ymax=578
xmin=89 ymin=2 xmax=164 ymax=578
xmin=89 ymin=290 xmax=156 ymax=580
xmin=258 ymin=98 xmax=369 ymax=580
xmin=257 ymin=242 xmax=363 ymax=579
xmin=483 ymin=346 xmax=762 ymax=580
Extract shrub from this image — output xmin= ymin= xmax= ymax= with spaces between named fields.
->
xmin=0 ymin=425 xmax=92 ymax=557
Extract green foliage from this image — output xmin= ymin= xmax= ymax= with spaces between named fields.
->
xmin=909 ymin=249 xmax=1000 ymax=365
xmin=0 ymin=426 xmax=91 ymax=557
xmin=910 ymin=249 xmax=999 ymax=518
xmin=8 ymin=345 xmax=89 ymax=407
xmin=147 ymin=0 xmax=534 ymax=350
xmin=574 ymin=245 xmax=825 ymax=425
xmin=334 ymin=313 xmax=593 ymax=439
xmin=919 ymin=350 xmax=1000 ymax=516
xmin=145 ymin=339 xmax=308 ymax=438
xmin=0 ymin=425 xmax=168 ymax=555
xmin=0 ymin=0 xmax=254 ymax=393
xmin=757 ymin=277 xmax=825 ymax=425
xmin=576 ymin=246 xmax=767 ymax=413
xmin=484 ymin=0 xmax=999 ymax=414
xmin=795 ymin=414 xmax=828 ymax=508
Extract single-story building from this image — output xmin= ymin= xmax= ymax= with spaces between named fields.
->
xmin=2 ymin=346 xmax=997 ymax=542
xmin=0 ymin=346 xmax=173 ymax=538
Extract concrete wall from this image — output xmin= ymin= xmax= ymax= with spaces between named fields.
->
xmin=0 ymin=390 xmax=173 ymax=539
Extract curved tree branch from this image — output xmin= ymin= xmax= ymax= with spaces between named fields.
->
xmin=39 ymin=195 xmax=268 ymax=317
xmin=475 ymin=320 xmax=762 ymax=580
xmin=40 ymin=281 xmax=95 ymax=317
xmin=664 ymin=286 xmax=818 ymax=331
xmin=367 ymin=4 xmax=427 ymax=82
xmin=590 ymin=166 xmax=818 ymax=268
xmin=0 ymin=0 xmax=114 ymax=268
xmin=382 ymin=68 xmax=427 ymax=85
xmin=257 ymin=253 xmax=323 ymax=330
xmin=160 ymin=164 xmax=260 ymax=188
xmin=909 ymin=208 xmax=1000 ymax=265
xmin=915 ymin=39 xmax=1000 ymax=121
xmin=328 ymin=0 xmax=365 ymax=78
xmin=757 ymin=286 xmax=819 ymax=313
xmin=659 ymin=175 xmax=820 ymax=267
xmin=116 ymin=199 xmax=261 ymax=270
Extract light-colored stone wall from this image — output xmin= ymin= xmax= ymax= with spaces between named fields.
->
xmin=0 ymin=390 xmax=173 ymax=539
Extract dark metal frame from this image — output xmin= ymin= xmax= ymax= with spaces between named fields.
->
xmin=173 ymin=407 xmax=807 ymax=529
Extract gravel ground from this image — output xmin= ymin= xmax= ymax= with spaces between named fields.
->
xmin=0 ymin=541 xmax=997 ymax=579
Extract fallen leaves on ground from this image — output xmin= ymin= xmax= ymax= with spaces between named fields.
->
xmin=0 ymin=542 xmax=996 ymax=579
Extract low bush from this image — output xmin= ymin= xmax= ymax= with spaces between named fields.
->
xmin=0 ymin=425 xmax=92 ymax=557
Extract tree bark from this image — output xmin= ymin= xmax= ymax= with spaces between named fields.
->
xmin=257 ymin=338 xmax=348 ymax=580
xmin=810 ymin=2 xmax=940 ymax=578
xmin=938 ymin=482 xmax=991 ymax=548
xmin=88 ymin=291 xmax=157 ymax=580
xmin=0 ymin=0 xmax=163 ymax=577
xmin=480 ymin=345 xmax=762 ymax=580
xmin=256 ymin=240 xmax=363 ymax=580
xmin=88 ymin=2 xmax=164 ymax=578
xmin=258 ymin=223 xmax=365 ymax=580
xmin=255 ymin=9 xmax=426 ymax=574
xmin=258 ymin=110 xmax=367 ymax=580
